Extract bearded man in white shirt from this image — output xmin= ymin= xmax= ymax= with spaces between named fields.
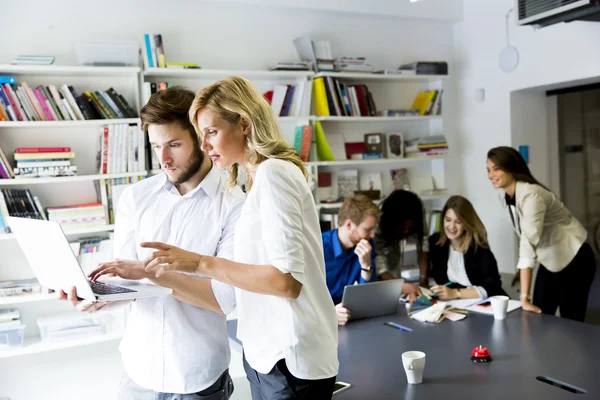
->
xmin=59 ymin=86 xmax=243 ymax=400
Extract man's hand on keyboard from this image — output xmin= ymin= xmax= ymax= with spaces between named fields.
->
xmin=57 ymin=287 xmax=109 ymax=313
xmin=89 ymin=260 xmax=148 ymax=282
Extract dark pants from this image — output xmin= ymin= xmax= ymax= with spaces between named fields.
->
xmin=243 ymin=354 xmax=336 ymax=400
xmin=534 ymin=242 xmax=596 ymax=322
xmin=118 ymin=369 xmax=234 ymax=400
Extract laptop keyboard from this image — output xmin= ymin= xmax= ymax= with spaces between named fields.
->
xmin=89 ymin=280 xmax=137 ymax=295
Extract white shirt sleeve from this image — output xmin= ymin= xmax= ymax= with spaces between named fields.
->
xmin=113 ymin=186 xmax=138 ymax=260
xmin=211 ymin=197 xmax=243 ymax=315
xmin=473 ymin=286 xmax=488 ymax=299
xmin=257 ymin=162 xmax=306 ymax=285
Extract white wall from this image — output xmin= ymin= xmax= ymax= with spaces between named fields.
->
xmin=453 ymin=0 xmax=600 ymax=272
xmin=0 ymin=1 xmax=456 ymax=399
xmin=0 ymin=0 xmax=455 ymax=68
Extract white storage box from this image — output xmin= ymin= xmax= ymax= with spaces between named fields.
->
xmin=74 ymin=41 xmax=139 ymax=67
xmin=0 ymin=324 xmax=25 ymax=349
xmin=37 ymin=313 xmax=105 ymax=342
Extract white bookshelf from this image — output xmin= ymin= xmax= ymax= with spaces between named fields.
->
xmin=0 ymin=118 xmax=140 ymax=128
xmin=0 ymin=293 xmax=57 ymax=305
xmin=307 ymin=155 xmax=447 ymax=168
xmin=0 ymin=65 xmax=140 ymax=77
xmin=0 ymin=65 xmax=141 ymax=361
xmin=0 ymin=224 xmax=115 ymax=241
xmin=315 ymin=115 xmax=440 ymax=122
xmin=144 ymin=67 xmax=313 ymax=80
xmin=315 ymin=72 xmax=447 ymax=81
xmin=0 ymin=171 xmax=147 ymax=186
xmin=0 ymin=332 xmax=123 ymax=359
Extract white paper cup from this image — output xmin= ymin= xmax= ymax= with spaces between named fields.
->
xmin=490 ymin=295 xmax=510 ymax=320
xmin=402 ymin=351 xmax=426 ymax=384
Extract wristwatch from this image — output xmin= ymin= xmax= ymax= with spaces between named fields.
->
xmin=361 ymin=265 xmax=372 ymax=272
xmin=520 ymin=293 xmax=531 ymax=301
xmin=456 ymin=289 xmax=462 ymax=299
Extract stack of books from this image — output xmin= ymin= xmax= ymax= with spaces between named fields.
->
xmin=405 ymin=135 xmax=448 ymax=158
xmin=269 ymin=61 xmax=311 ymax=71
xmin=12 ymin=55 xmax=55 ymax=65
xmin=0 ymin=80 xmax=136 ymax=121
xmin=399 ymin=61 xmax=448 ymax=76
xmin=13 ymin=147 xmax=77 ymax=178
xmin=0 ymin=278 xmax=43 ymax=298
xmin=46 ymin=203 xmax=107 ymax=231
xmin=335 ymin=57 xmax=374 ymax=73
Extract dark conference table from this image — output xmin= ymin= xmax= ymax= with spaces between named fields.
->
xmin=227 ymin=308 xmax=600 ymax=399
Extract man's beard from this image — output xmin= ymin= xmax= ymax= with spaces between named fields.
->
xmin=168 ymin=146 xmax=204 ymax=185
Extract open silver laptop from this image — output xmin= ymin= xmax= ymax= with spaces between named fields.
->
xmin=341 ymin=279 xmax=404 ymax=320
xmin=8 ymin=217 xmax=172 ymax=301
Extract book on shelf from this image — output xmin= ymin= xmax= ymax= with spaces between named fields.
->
xmin=338 ymin=169 xmax=358 ymax=200
xmin=0 ymin=78 xmax=136 ymax=122
xmin=12 ymin=148 xmax=77 ymax=178
xmin=312 ymin=76 xmax=377 ymax=117
xmin=46 ymin=203 xmax=107 ymax=230
xmin=142 ymin=33 xmax=167 ymax=69
xmin=399 ymin=61 xmax=448 ymax=75
xmin=411 ymin=90 xmax=442 ymax=116
xmin=335 ymin=57 xmax=374 ymax=73
xmin=0 ymin=278 xmax=45 ymax=298
xmin=0 ymin=189 xmax=46 ymax=233
xmin=364 ymin=133 xmax=386 ymax=157
xmin=265 ymin=81 xmax=312 ymax=118
xmin=97 ymin=124 xmax=146 ymax=174
xmin=269 ymin=61 xmax=311 ymax=71
xmin=12 ymin=55 xmax=55 ymax=65
xmin=96 ymin=176 xmax=145 ymax=224
xmin=166 ymin=62 xmax=199 ymax=69
xmin=295 ymin=125 xmax=312 ymax=162
xmin=0 ymin=145 xmax=15 ymax=179
xmin=373 ymin=69 xmax=416 ymax=76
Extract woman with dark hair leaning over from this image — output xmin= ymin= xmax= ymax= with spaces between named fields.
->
xmin=374 ymin=190 xmax=427 ymax=301
xmin=487 ymin=146 xmax=596 ymax=321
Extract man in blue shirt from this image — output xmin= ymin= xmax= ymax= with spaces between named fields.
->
xmin=322 ymin=194 xmax=381 ymax=325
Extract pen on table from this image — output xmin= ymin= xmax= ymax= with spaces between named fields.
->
xmin=444 ymin=281 xmax=454 ymax=287
xmin=384 ymin=322 xmax=412 ymax=332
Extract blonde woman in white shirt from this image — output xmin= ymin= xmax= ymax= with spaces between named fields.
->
xmin=487 ymin=146 xmax=596 ymax=322
xmin=142 ymin=76 xmax=339 ymax=400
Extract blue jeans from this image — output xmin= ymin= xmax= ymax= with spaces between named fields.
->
xmin=118 ymin=369 xmax=234 ymax=400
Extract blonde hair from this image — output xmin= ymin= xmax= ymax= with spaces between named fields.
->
xmin=338 ymin=194 xmax=382 ymax=226
xmin=189 ymin=76 xmax=307 ymax=192
xmin=437 ymin=195 xmax=489 ymax=252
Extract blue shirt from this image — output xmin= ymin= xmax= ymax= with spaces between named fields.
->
xmin=322 ymin=229 xmax=377 ymax=304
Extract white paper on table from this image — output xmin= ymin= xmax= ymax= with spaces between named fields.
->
xmin=443 ymin=310 xmax=467 ymax=322
xmin=466 ymin=299 xmax=522 ymax=315
xmin=412 ymin=302 xmax=447 ymax=323
xmin=444 ymin=299 xmax=480 ymax=310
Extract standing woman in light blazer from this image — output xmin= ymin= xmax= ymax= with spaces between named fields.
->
xmin=487 ymin=146 xmax=596 ymax=321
